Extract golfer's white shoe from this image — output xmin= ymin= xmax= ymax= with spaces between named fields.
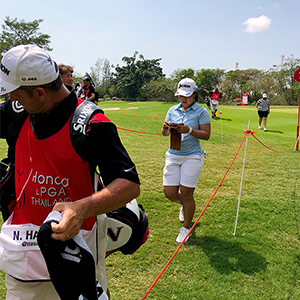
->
xmin=258 ymin=125 xmax=261 ymax=129
xmin=176 ymin=227 xmax=191 ymax=243
xmin=179 ymin=206 xmax=184 ymax=223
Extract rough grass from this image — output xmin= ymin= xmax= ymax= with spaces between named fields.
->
xmin=0 ymin=101 xmax=299 ymax=299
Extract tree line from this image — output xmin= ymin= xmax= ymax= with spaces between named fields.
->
xmin=1 ymin=17 xmax=299 ymax=105
xmin=83 ymin=53 xmax=300 ymax=105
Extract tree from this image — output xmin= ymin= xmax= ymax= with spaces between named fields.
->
xmin=195 ymin=68 xmax=225 ymax=90
xmin=112 ymin=51 xmax=165 ymax=100
xmin=170 ymin=68 xmax=225 ymax=103
xmin=268 ymin=55 xmax=300 ymax=105
xmin=223 ymin=69 xmax=265 ymax=104
xmin=141 ymin=77 xmax=176 ymax=102
xmin=219 ymin=79 xmax=240 ymax=104
xmin=90 ymin=58 xmax=113 ymax=98
xmin=90 ymin=58 xmax=112 ymax=86
xmin=170 ymin=68 xmax=195 ymax=82
xmin=0 ymin=17 xmax=51 ymax=58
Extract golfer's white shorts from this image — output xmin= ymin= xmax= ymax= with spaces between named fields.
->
xmin=210 ymin=100 xmax=218 ymax=112
xmin=163 ymin=152 xmax=204 ymax=188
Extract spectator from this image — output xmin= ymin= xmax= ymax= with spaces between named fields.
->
xmin=58 ymin=64 xmax=74 ymax=86
xmin=82 ymin=75 xmax=97 ymax=105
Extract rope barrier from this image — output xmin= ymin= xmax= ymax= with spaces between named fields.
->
xmin=134 ymin=120 xmax=297 ymax=298
xmin=241 ymin=128 xmax=298 ymax=153
xmin=211 ymin=113 xmax=218 ymax=120
xmin=251 ymin=132 xmax=299 ymax=153
xmin=115 ymin=111 xmax=165 ymax=118
xmin=211 ymin=111 xmax=222 ymax=120
xmin=141 ymin=127 xmax=298 ymax=299
xmin=117 ymin=122 xmax=298 ymax=153
xmin=117 ymin=127 xmax=162 ymax=136
xmin=141 ymin=132 xmax=248 ymax=300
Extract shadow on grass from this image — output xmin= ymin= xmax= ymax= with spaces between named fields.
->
xmin=261 ymin=129 xmax=284 ymax=134
xmin=191 ymin=236 xmax=267 ymax=275
xmin=214 ymin=117 xmax=232 ymax=121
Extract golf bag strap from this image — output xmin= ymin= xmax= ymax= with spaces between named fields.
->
xmin=70 ymin=101 xmax=104 ymax=161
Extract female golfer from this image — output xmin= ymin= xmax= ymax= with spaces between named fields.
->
xmin=256 ymin=93 xmax=270 ymax=132
xmin=162 ymin=78 xmax=211 ymax=243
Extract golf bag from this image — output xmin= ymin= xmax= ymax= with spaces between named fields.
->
xmin=0 ymin=157 xmax=15 ymax=221
xmin=204 ymin=96 xmax=211 ymax=110
xmin=106 ymin=199 xmax=149 ymax=256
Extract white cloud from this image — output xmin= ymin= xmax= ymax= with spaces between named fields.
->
xmin=243 ymin=15 xmax=272 ymax=33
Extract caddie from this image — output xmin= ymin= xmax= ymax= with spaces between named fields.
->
xmin=0 ymin=44 xmax=140 ymax=299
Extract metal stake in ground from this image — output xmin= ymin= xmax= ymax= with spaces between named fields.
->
xmin=220 ymin=111 xmax=223 ymax=143
xmin=233 ymin=119 xmax=251 ymax=236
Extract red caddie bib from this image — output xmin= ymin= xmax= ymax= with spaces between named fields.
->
xmin=211 ymin=92 xmax=221 ymax=101
xmin=12 ymin=115 xmax=96 ymax=230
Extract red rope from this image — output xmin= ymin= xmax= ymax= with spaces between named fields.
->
xmin=250 ymin=132 xmax=299 ymax=153
xmin=140 ymin=128 xmax=297 ymax=299
xmin=117 ymin=127 xmax=162 ymax=136
xmin=211 ymin=111 xmax=222 ymax=120
xmin=116 ymin=111 xmax=165 ymax=118
xmin=141 ymin=133 xmax=247 ymax=300
xmin=242 ymin=129 xmax=297 ymax=152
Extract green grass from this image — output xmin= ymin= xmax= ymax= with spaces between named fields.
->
xmin=1 ymin=101 xmax=299 ymax=299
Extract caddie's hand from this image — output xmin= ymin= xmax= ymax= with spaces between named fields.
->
xmin=51 ymin=202 xmax=85 ymax=241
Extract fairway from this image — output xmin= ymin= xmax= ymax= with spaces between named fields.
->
xmin=0 ymin=101 xmax=299 ymax=299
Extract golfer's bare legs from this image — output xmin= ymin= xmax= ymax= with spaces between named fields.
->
xmin=263 ymin=117 xmax=267 ymax=129
xmin=163 ymin=185 xmax=195 ymax=228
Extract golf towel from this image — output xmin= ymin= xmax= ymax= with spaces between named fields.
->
xmin=37 ymin=211 xmax=108 ymax=300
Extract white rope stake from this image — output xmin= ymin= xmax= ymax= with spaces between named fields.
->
xmin=220 ymin=111 xmax=223 ymax=142
xmin=233 ymin=119 xmax=251 ymax=236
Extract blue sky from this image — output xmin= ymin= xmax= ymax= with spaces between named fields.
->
xmin=1 ymin=0 xmax=299 ymax=77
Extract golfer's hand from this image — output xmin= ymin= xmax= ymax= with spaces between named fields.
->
xmin=51 ymin=202 xmax=85 ymax=241
xmin=176 ymin=123 xmax=188 ymax=134
xmin=163 ymin=121 xmax=171 ymax=129
xmin=162 ymin=121 xmax=171 ymax=136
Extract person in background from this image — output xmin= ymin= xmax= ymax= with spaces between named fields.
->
xmin=74 ymin=82 xmax=81 ymax=93
xmin=256 ymin=93 xmax=270 ymax=132
xmin=203 ymin=87 xmax=222 ymax=118
xmin=0 ymin=44 xmax=140 ymax=299
xmin=82 ymin=75 xmax=96 ymax=104
xmin=58 ymin=64 xmax=74 ymax=86
xmin=75 ymin=82 xmax=85 ymax=98
xmin=161 ymin=78 xmax=211 ymax=243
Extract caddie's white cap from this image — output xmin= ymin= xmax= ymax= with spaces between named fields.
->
xmin=174 ymin=78 xmax=198 ymax=97
xmin=263 ymin=93 xmax=267 ymax=98
xmin=0 ymin=44 xmax=59 ymax=95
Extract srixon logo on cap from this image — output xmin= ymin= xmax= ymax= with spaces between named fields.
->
xmin=0 ymin=63 xmax=10 ymax=76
